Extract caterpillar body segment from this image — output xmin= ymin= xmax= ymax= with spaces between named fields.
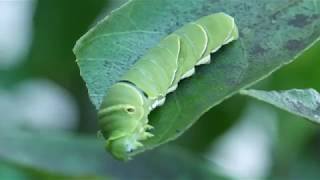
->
xmin=98 ymin=12 xmax=238 ymax=160
xmin=196 ymin=12 xmax=238 ymax=56
xmin=122 ymin=34 xmax=180 ymax=99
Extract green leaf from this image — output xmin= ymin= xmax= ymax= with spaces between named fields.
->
xmin=0 ymin=161 xmax=105 ymax=180
xmin=240 ymin=89 xmax=320 ymax=124
xmin=73 ymin=0 xmax=320 ymax=157
xmin=0 ymin=162 xmax=29 ymax=180
xmin=0 ymin=130 xmax=229 ymax=179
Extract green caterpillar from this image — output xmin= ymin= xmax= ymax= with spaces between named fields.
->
xmin=98 ymin=12 xmax=238 ymax=160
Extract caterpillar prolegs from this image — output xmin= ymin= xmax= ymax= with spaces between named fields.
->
xmin=98 ymin=13 xmax=239 ymax=160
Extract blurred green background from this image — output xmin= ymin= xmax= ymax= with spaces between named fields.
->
xmin=0 ymin=0 xmax=319 ymax=179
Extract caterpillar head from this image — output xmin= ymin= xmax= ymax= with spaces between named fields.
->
xmin=98 ymin=82 xmax=153 ymax=160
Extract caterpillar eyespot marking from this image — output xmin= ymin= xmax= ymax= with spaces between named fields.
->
xmin=98 ymin=12 xmax=239 ymax=160
xmin=126 ymin=107 xmax=135 ymax=113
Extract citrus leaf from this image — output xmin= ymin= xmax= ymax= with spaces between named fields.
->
xmin=73 ymin=0 xmax=320 ymax=157
xmin=240 ymin=89 xmax=320 ymax=124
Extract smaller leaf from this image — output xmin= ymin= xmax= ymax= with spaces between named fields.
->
xmin=0 ymin=130 xmax=228 ymax=179
xmin=240 ymin=89 xmax=320 ymax=124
